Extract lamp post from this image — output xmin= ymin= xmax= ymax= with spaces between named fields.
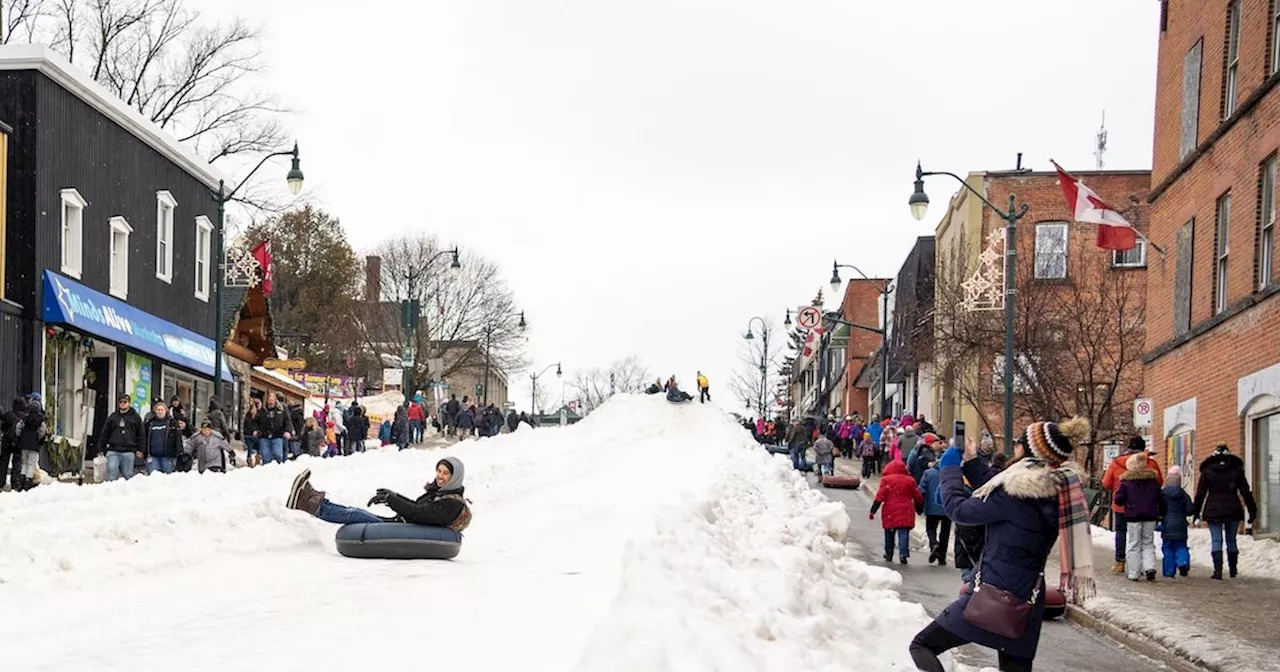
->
xmin=910 ymin=161 xmax=1028 ymax=455
xmin=744 ymin=317 xmax=769 ymax=419
xmin=829 ymin=261 xmax=894 ymax=418
xmin=530 ymin=362 xmax=561 ymax=418
xmin=211 ymin=143 xmax=304 ymax=400
xmin=481 ymin=310 xmax=525 ymax=406
xmin=402 ymin=248 xmax=462 ymax=405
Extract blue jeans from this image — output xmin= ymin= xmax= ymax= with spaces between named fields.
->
xmin=261 ymin=437 xmax=286 ymax=464
xmin=1113 ymin=510 xmax=1127 ymax=562
xmin=316 ymin=499 xmax=383 ymax=525
xmin=1208 ymin=521 xmax=1239 ymax=553
xmin=147 ymin=457 xmax=176 ymax=474
xmin=1162 ymin=537 xmax=1191 ymax=576
xmin=288 ymin=439 xmax=302 ymax=457
xmin=789 ymin=442 xmax=804 ymax=470
xmin=106 ymin=451 xmax=136 ymax=481
xmin=960 ymin=567 xmax=975 ymax=583
xmin=884 ymin=527 xmax=911 ymax=559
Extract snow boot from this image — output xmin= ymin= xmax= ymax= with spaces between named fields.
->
xmin=883 ymin=551 xmax=893 ymax=562
xmin=1178 ymin=565 xmax=1189 ymax=577
xmin=1145 ymin=569 xmax=1156 ymax=582
xmin=295 ymin=482 xmax=325 ymax=517
xmin=900 ymin=556 xmax=908 ymax=565
xmin=286 ymin=469 xmax=311 ymax=509
xmin=1110 ymin=561 xmax=1125 ymax=574
xmin=1227 ymin=551 xmax=1239 ymax=578
xmin=1211 ymin=551 xmax=1224 ymax=580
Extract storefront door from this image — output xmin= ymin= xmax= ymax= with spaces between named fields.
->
xmin=86 ymin=356 xmax=111 ymax=446
xmin=1253 ymin=413 xmax=1280 ymax=535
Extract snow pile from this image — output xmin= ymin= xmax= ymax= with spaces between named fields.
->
xmin=576 ymin=419 xmax=934 ymax=671
xmin=1091 ymin=524 xmax=1280 ymax=575
xmin=0 ymin=394 xmax=931 ymax=671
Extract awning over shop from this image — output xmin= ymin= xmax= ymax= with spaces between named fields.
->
xmin=250 ymin=366 xmax=309 ymax=401
xmin=42 ymin=270 xmax=233 ymax=382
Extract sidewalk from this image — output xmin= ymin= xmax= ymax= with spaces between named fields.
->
xmin=841 ymin=456 xmax=1280 ymax=671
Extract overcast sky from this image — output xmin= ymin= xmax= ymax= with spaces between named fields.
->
xmin=193 ymin=0 xmax=1160 ymax=411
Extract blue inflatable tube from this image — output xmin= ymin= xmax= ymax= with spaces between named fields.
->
xmin=335 ymin=523 xmax=463 ymax=560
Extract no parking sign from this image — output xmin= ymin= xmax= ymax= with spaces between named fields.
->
xmin=1133 ymin=398 xmax=1153 ymax=428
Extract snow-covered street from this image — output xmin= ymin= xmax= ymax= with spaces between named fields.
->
xmin=0 ymin=396 xmax=938 ymax=671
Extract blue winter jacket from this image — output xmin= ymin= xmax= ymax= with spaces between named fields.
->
xmin=934 ymin=458 xmax=1060 ymax=660
xmin=918 ymin=467 xmax=946 ymax=516
xmin=868 ymin=422 xmax=883 ymax=446
xmin=1159 ymin=485 xmax=1194 ymax=541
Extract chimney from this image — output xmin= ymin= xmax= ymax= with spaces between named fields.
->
xmin=365 ymin=255 xmax=382 ymax=302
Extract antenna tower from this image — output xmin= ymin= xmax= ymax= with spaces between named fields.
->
xmin=1095 ymin=111 xmax=1108 ymax=170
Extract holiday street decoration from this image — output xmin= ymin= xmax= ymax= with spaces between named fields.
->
xmin=960 ymin=228 xmax=1006 ymax=312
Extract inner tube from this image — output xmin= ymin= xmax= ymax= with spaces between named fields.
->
xmin=335 ymin=522 xmax=462 ymax=560
xmin=821 ymin=475 xmax=862 ymax=489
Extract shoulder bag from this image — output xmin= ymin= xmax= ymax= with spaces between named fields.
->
xmin=962 ymin=534 xmax=1049 ymax=640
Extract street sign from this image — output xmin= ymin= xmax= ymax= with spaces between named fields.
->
xmin=401 ymin=345 xmax=415 ymax=367
xmin=796 ymin=306 xmax=822 ymax=329
xmin=1133 ymin=398 xmax=1153 ymax=428
xmin=262 ymin=357 xmax=306 ymax=370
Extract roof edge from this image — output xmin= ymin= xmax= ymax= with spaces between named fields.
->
xmin=0 ymin=44 xmax=224 ymax=188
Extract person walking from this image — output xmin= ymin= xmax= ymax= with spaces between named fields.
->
xmin=918 ymin=454 xmax=951 ymax=566
xmin=870 ymin=460 xmax=923 ymax=565
xmin=1102 ymin=436 xmax=1163 ymax=574
xmin=1114 ymin=452 xmax=1164 ymax=581
xmin=908 ymin=418 xmax=1095 ymax=672
xmin=696 ymin=371 xmax=711 ymax=404
xmin=94 ymin=394 xmax=145 ymax=481
xmin=1193 ymin=443 xmax=1258 ymax=579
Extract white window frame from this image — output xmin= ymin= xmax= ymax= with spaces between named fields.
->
xmin=1262 ymin=157 xmax=1277 ymax=290
xmin=1112 ymin=238 xmax=1148 ymax=268
xmin=60 ymin=188 xmax=86 ymax=279
xmin=1226 ymin=0 xmax=1242 ymax=118
xmin=1033 ymin=222 xmax=1069 ymax=280
xmin=1273 ymin=0 xmax=1280 ymax=75
xmin=155 ymin=190 xmax=176 ymax=283
xmin=108 ymin=216 xmax=133 ymax=300
xmin=194 ymin=215 xmax=213 ymax=302
xmin=1215 ymin=193 xmax=1231 ymax=313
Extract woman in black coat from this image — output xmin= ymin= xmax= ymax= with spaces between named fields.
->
xmin=910 ymin=419 xmax=1095 ymax=672
xmin=1193 ymin=443 xmax=1258 ymax=579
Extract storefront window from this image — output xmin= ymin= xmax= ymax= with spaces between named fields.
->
xmin=1254 ymin=413 xmax=1280 ymax=534
xmin=162 ymin=367 xmax=212 ymax=429
xmin=52 ymin=343 xmax=77 ymax=437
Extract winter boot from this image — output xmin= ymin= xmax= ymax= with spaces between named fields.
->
xmin=286 ymin=469 xmax=312 ymax=509
xmin=900 ymin=556 xmax=908 ymax=565
xmin=883 ymin=551 xmax=893 ymax=562
xmin=1178 ymin=565 xmax=1189 ymax=577
xmin=1110 ymin=561 xmax=1125 ymax=574
xmin=1227 ymin=551 xmax=1239 ymax=578
xmin=1211 ymin=551 xmax=1224 ymax=580
xmin=293 ymin=481 xmax=325 ymax=517
xmin=927 ymin=545 xmax=938 ymax=564
xmin=1145 ymin=569 xmax=1156 ymax=582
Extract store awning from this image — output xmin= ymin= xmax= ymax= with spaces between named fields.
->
xmin=42 ymin=270 xmax=233 ymax=382
xmin=251 ymin=366 xmax=310 ymax=401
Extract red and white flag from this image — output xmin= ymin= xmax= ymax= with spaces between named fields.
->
xmin=1052 ymin=160 xmax=1138 ymax=251
xmin=802 ymin=327 xmax=827 ymax=357
xmin=251 ymin=239 xmax=273 ymax=296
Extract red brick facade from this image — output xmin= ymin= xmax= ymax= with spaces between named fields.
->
xmin=1146 ymin=0 xmax=1280 ymax=533
xmin=837 ymin=278 xmax=887 ymax=419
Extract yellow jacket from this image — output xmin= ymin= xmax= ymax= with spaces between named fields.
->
xmin=696 ymin=374 xmax=709 ymax=389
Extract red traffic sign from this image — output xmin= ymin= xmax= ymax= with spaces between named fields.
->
xmin=796 ymin=306 xmax=822 ymax=329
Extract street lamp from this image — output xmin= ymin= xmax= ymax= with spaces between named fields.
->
xmin=402 ymin=247 xmax=463 ymax=405
xmin=530 ymin=362 xmax=562 ymax=417
xmin=783 ymin=308 xmax=792 ymax=328
xmin=481 ymin=309 xmax=522 ymax=406
xmin=830 ymin=261 xmax=893 ymax=419
xmin=212 ymin=142 xmax=304 ymax=399
xmin=911 ymin=161 xmax=1028 ymax=455
xmin=518 ymin=312 xmax=527 ymax=330
xmin=744 ymin=317 xmax=769 ymax=420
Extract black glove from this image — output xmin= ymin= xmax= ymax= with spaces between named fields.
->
xmin=367 ymin=488 xmax=392 ymax=507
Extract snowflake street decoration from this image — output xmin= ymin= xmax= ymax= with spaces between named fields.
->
xmin=960 ymin=228 xmax=1006 ymax=312
xmin=225 ymin=242 xmax=264 ymax=288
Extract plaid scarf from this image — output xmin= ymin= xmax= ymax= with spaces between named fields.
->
xmin=1050 ymin=467 xmax=1095 ymax=605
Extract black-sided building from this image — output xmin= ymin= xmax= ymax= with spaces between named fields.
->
xmin=0 ymin=45 xmax=231 ymax=457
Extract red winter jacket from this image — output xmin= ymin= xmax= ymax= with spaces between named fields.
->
xmin=873 ymin=460 xmax=923 ymax=530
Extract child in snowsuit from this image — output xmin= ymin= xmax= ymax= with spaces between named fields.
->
xmin=1114 ymin=452 xmax=1166 ymax=581
xmin=1159 ymin=466 xmax=1194 ymax=577
xmin=813 ymin=432 xmax=836 ymax=477
xmin=858 ymin=432 xmax=877 ymax=479
xmin=870 ymin=460 xmax=924 ymax=564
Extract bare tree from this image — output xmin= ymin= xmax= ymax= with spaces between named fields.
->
xmin=728 ymin=318 xmax=783 ymax=418
xmin=569 ymin=356 xmax=652 ymax=413
xmin=14 ymin=0 xmax=291 ymax=211
xmin=360 ymin=234 xmax=528 ymax=396
xmin=530 ymin=383 xmax=555 ymax=417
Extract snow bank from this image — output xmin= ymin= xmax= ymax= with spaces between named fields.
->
xmin=576 ymin=413 xmax=935 ymax=672
xmin=1091 ymin=524 xmax=1280 ymax=575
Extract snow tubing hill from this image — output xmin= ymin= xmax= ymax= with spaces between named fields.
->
xmin=335 ymin=523 xmax=462 ymax=560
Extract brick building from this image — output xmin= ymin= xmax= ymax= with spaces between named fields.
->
xmin=1145 ymin=0 xmax=1280 ymax=534
xmin=832 ymin=276 xmax=889 ymax=419
xmin=931 ymin=168 xmax=1150 ymax=470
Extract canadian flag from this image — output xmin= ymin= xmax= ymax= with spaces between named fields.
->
xmin=802 ymin=327 xmax=827 ymax=357
xmin=251 ymin=240 xmax=273 ymax=296
xmin=1052 ymin=160 xmax=1138 ymax=251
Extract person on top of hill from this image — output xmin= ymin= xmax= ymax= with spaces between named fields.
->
xmin=665 ymin=376 xmax=693 ymax=403
xmin=696 ymin=371 xmax=710 ymax=404
xmin=285 ymin=457 xmax=471 ymax=533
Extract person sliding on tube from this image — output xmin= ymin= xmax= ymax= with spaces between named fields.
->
xmin=664 ymin=376 xmax=693 ymax=403
xmin=285 ymin=456 xmax=472 ymax=532
xmin=646 ymin=378 xmax=663 ymax=395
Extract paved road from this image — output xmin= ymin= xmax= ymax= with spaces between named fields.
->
xmin=810 ymin=471 xmax=1171 ymax=672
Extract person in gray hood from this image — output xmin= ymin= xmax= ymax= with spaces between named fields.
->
xmin=285 ymin=456 xmax=472 ymax=533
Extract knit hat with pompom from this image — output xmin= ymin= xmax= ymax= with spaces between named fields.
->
xmin=1024 ymin=417 xmax=1090 ymax=467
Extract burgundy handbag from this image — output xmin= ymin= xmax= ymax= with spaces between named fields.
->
xmin=962 ymin=548 xmax=1046 ymax=640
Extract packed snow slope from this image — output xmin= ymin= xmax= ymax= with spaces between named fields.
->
xmin=0 ymin=395 xmax=935 ymax=671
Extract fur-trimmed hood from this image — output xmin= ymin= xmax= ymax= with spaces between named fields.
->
xmin=1120 ymin=452 xmax=1158 ymax=481
xmin=971 ymin=457 xmax=1079 ymax=501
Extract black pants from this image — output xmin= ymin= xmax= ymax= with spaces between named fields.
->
xmin=861 ymin=457 xmax=874 ymax=479
xmin=909 ymin=620 xmax=1033 ymax=672
xmin=0 ymin=448 xmax=18 ymax=488
xmin=926 ymin=515 xmax=952 ymax=561
xmin=699 ymin=387 xmax=710 ymax=403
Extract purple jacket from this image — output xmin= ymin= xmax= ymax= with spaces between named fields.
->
xmin=1114 ymin=469 xmax=1165 ymax=522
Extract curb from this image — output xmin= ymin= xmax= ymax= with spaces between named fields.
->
xmin=1063 ymin=605 xmax=1215 ymax=672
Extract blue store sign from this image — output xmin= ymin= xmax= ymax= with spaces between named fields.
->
xmin=42 ymin=270 xmax=233 ymax=382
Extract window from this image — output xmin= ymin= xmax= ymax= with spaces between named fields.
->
xmin=1261 ymin=157 xmax=1277 ymax=290
xmin=1174 ymin=219 xmax=1195 ymax=335
xmin=108 ymin=216 xmax=132 ymax=299
xmin=1214 ymin=193 xmax=1231 ymax=313
xmin=1112 ymin=238 xmax=1148 ymax=268
xmin=156 ymin=191 xmax=176 ymax=282
xmin=1181 ymin=40 xmax=1203 ymax=160
xmin=1225 ymin=1 xmax=1241 ymax=119
xmin=1033 ymin=222 xmax=1068 ymax=279
xmin=1273 ymin=0 xmax=1280 ymax=75
xmin=195 ymin=216 xmax=213 ymax=301
xmin=60 ymin=189 xmax=86 ymax=279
